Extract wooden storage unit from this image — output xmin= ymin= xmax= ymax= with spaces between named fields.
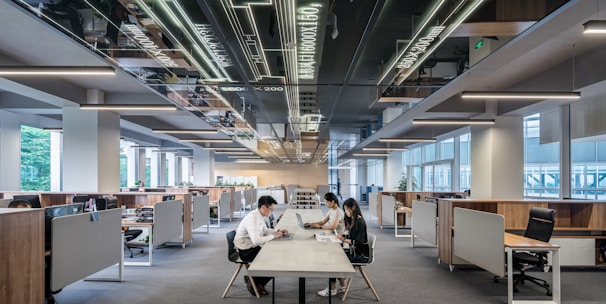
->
xmin=437 ymin=199 xmax=606 ymax=267
xmin=0 ymin=208 xmax=45 ymax=304
xmin=291 ymin=188 xmax=318 ymax=208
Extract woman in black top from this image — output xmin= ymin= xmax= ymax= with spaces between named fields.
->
xmin=339 ymin=198 xmax=369 ymax=263
xmin=318 ymin=198 xmax=369 ymax=297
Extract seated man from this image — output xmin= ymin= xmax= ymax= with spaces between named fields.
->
xmin=233 ymin=196 xmax=288 ymax=296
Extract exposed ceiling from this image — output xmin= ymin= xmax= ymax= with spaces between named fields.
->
xmin=2 ymin=0 xmax=603 ymax=165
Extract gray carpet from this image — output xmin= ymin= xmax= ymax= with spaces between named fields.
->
xmin=54 ymin=204 xmax=606 ymax=304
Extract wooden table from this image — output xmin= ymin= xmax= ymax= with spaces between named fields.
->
xmin=247 ymin=209 xmax=355 ymax=303
xmin=505 ymin=232 xmax=561 ymax=304
xmin=121 ymin=219 xmax=154 ymax=266
xmin=394 ymin=206 xmax=413 ymax=238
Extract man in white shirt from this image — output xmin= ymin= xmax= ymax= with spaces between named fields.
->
xmin=234 ymin=196 xmax=288 ymax=296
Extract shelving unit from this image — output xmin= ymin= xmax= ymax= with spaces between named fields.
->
xmin=290 ymin=188 xmax=319 ymax=209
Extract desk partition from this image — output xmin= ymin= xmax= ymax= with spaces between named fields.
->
xmin=153 ymin=200 xmax=183 ymax=246
xmin=453 ymin=207 xmax=505 ymax=277
xmin=411 ymin=200 xmax=438 ymax=247
xmin=192 ymin=195 xmax=210 ymax=233
xmin=51 ymin=209 xmax=123 ymax=291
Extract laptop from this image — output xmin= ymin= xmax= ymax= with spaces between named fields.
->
xmin=296 ymin=213 xmax=314 ymax=229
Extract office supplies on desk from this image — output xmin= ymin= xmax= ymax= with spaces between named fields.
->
xmin=135 ymin=207 xmax=154 ymax=222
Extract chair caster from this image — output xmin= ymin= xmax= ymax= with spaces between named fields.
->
xmin=546 ymin=291 xmax=552 ymax=296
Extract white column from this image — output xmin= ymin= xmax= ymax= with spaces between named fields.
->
xmin=136 ymin=148 xmax=146 ymax=185
xmin=470 ymin=116 xmax=524 ymax=199
xmin=159 ymin=152 xmax=167 ymax=186
xmin=62 ymin=107 xmax=120 ymax=192
xmin=193 ymin=148 xmax=214 ymax=186
xmin=167 ymin=153 xmax=176 ymax=186
xmin=0 ymin=111 xmax=21 ymax=191
xmin=385 ymin=151 xmax=404 ymax=191
xmin=150 ymin=151 xmax=159 ymax=187
xmin=50 ymin=131 xmax=62 ymax=191
xmin=127 ymin=143 xmax=137 ymax=188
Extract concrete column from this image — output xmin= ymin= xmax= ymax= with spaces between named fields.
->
xmin=50 ymin=131 xmax=62 ymax=191
xmin=560 ymin=105 xmax=571 ymax=198
xmin=159 ymin=152 xmax=167 ymax=186
xmin=470 ymin=116 xmax=524 ymax=199
xmin=150 ymin=151 xmax=159 ymax=187
xmin=0 ymin=111 xmax=21 ymax=191
xmin=62 ymin=107 xmax=120 ymax=192
xmin=167 ymin=153 xmax=175 ymax=186
xmin=385 ymin=151 xmax=404 ymax=191
xmin=193 ymin=148 xmax=214 ymax=186
xmin=136 ymin=148 xmax=146 ymax=185
xmin=127 ymin=144 xmax=137 ymax=187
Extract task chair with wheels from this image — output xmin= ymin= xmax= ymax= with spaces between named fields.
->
xmin=123 ymin=227 xmax=144 ymax=258
xmin=512 ymin=207 xmax=556 ymax=295
xmin=222 ymin=230 xmax=260 ymax=298
xmin=342 ymin=233 xmax=380 ymax=301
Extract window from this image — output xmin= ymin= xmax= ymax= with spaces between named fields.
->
xmin=523 ymin=113 xmax=560 ymax=198
xmin=20 ymin=125 xmax=51 ymax=191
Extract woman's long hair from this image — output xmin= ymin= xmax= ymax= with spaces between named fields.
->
xmin=324 ymin=192 xmax=339 ymax=207
xmin=343 ymin=198 xmax=363 ymax=230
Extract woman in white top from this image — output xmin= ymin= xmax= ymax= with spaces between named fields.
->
xmin=305 ymin=192 xmax=344 ymax=233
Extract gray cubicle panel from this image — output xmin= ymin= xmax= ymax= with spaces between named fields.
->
xmin=233 ymin=190 xmax=243 ymax=212
xmin=453 ymin=207 xmax=505 ymax=277
xmin=218 ymin=192 xmax=231 ymax=219
xmin=381 ymin=195 xmax=396 ymax=226
xmin=192 ymin=195 xmax=210 ymax=230
xmin=51 ymin=209 xmax=123 ymax=291
xmin=153 ymin=200 xmax=183 ymax=246
xmin=368 ymin=192 xmax=378 ymax=221
xmin=0 ymin=198 xmax=12 ymax=207
xmin=411 ymin=200 xmax=438 ymax=246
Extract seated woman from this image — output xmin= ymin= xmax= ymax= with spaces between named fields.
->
xmin=305 ymin=192 xmax=344 ymax=233
xmin=317 ymin=198 xmax=369 ymax=297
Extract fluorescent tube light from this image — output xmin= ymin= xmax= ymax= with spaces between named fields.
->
xmin=204 ymin=147 xmax=248 ymax=151
xmin=377 ymin=97 xmax=423 ymax=103
xmin=152 ymin=129 xmax=217 ymax=134
xmin=0 ymin=66 xmax=115 ymax=76
xmin=412 ymin=118 xmax=495 ymax=125
xmin=235 ymin=159 xmax=269 ymax=163
xmin=80 ymin=104 xmax=177 ymax=111
xmin=461 ymin=91 xmax=580 ymax=99
xmin=214 ymin=151 xmax=255 ymax=155
xmin=353 ymin=153 xmax=390 ymax=157
xmin=379 ymin=138 xmax=437 ymax=143
xmin=362 ymin=147 xmax=408 ymax=151
xmin=179 ymin=139 xmax=233 ymax=143
xmin=228 ymin=155 xmax=261 ymax=158
xmin=583 ymin=20 xmax=606 ymax=34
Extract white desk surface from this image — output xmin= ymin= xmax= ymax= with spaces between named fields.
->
xmin=247 ymin=209 xmax=355 ymax=278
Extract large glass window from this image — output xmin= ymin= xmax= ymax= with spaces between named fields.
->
xmin=523 ymin=113 xmax=560 ymax=198
xmin=459 ymin=133 xmax=471 ymax=191
xmin=571 ymin=140 xmax=606 ymax=200
xmin=20 ymin=125 xmax=51 ymax=191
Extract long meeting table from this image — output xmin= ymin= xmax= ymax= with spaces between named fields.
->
xmin=247 ymin=208 xmax=355 ymax=303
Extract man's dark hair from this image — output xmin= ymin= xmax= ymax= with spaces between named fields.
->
xmin=8 ymin=200 xmax=32 ymax=208
xmin=258 ymin=195 xmax=278 ymax=209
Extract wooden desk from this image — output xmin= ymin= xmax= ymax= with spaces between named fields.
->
xmin=453 ymin=208 xmax=561 ymax=304
xmin=394 ymin=207 xmax=412 ymax=238
xmin=505 ymin=233 xmax=561 ymax=304
xmin=247 ymin=209 xmax=355 ymax=303
xmin=121 ymin=219 xmax=154 ymax=266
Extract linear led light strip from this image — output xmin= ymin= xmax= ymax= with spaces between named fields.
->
xmin=158 ymin=0 xmax=230 ymax=81
xmin=0 ymin=66 xmax=114 ymax=76
xmin=412 ymin=118 xmax=495 ymax=125
xmin=377 ymin=0 xmax=446 ymax=84
xmin=363 ymin=147 xmax=408 ymax=151
xmin=461 ymin=91 xmax=581 ymax=99
xmin=152 ymin=129 xmax=217 ymax=134
xmin=394 ymin=0 xmax=485 ymax=86
xmin=219 ymin=0 xmax=270 ymax=81
xmin=379 ymin=138 xmax=437 ymax=143
xmin=353 ymin=153 xmax=390 ymax=157
xmin=133 ymin=0 xmax=210 ymax=79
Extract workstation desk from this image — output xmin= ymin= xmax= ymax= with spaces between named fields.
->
xmin=247 ymin=208 xmax=354 ymax=304
xmin=454 ymin=207 xmax=560 ymax=304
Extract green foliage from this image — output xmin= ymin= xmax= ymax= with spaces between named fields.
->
xmin=397 ymin=173 xmax=417 ymax=191
xmin=20 ymin=126 xmax=51 ymax=191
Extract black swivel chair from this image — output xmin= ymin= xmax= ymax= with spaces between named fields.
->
xmin=512 ymin=207 xmax=556 ymax=295
xmin=123 ymin=227 xmax=144 ymax=258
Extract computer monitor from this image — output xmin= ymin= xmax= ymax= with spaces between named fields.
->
xmin=72 ymin=195 xmax=90 ymax=204
xmin=13 ymin=194 xmax=41 ymax=208
xmin=44 ymin=203 xmax=84 ymax=217
xmin=162 ymin=195 xmax=175 ymax=201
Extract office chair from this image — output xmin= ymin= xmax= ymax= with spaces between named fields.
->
xmin=342 ymin=233 xmax=380 ymax=301
xmin=222 ymin=230 xmax=260 ymax=298
xmin=123 ymin=227 xmax=144 ymax=258
xmin=512 ymin=207 xmax=556 ymax=295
